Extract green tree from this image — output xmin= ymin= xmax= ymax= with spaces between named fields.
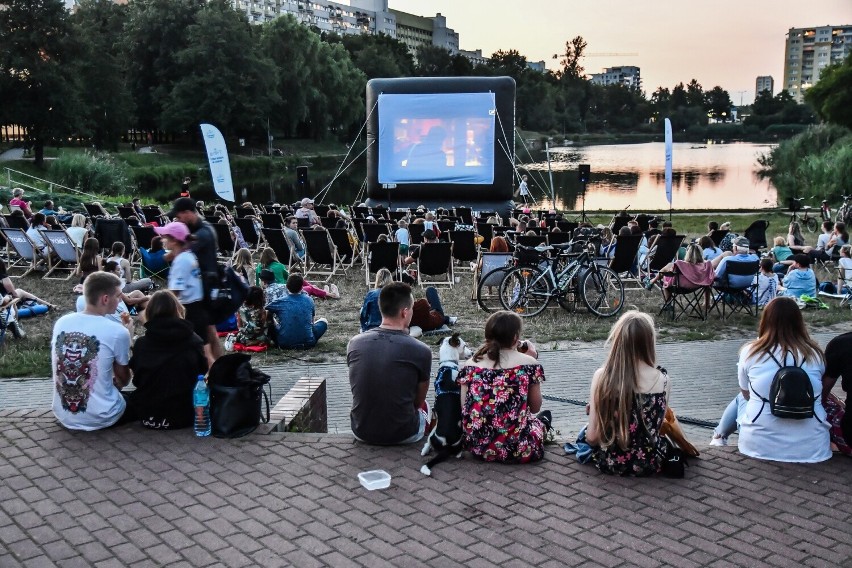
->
xmin=704 ymin=86 xmax=732 ymax=122
xmin=160 ymin=0 xmax=279 ymax=138
xmin=123 ymin=0 xmax=205 ymax=136
xmin=340 ymin=33 xmax=414 ymax=79
xmin=0 ymin=0 xmax=79 ymax=165
xmin=415 ymin=45 xmax=454 ymax=76
xmin=650 ymin=86 xmax=671 ymax=121
xmin=70 ymin=0 xmax=133 ymax=151
xmin=553 ymin=35 xmax=586 ymax=80
xmin=805 ymin=53 xmax=852 ymax=129
xmin=685 ymin=79 xmax=704 ymax=107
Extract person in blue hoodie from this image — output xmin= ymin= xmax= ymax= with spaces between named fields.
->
xmin=266 ymin=273 xmax=327 ymax=349
xmin=780 ymin=254 xmax=817 ymax=299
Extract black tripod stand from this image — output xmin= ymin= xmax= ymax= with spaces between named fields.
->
xmin=578 ymin=164 xmax=591 ymax=224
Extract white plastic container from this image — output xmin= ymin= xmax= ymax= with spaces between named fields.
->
xmin=358 ymin=470 xmax=391 ymax=490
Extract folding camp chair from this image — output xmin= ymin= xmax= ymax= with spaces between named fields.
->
xmin=557 ymin=221 xmax=578 ymax=235
xmin=454 ymin=207 xmax=473 ymax=225
xmin=474 ymin=252 xmax=513 ymax=310
xmin=211 ymin=223 xmax=237 ymax=261
xmin=314 ymin=204 xmax=330 ymax=218
xmin=4 ymin=214 xmax=29 ymax=230
xmin=261 ymin=213 xmax=284 ymax=229
xmin=140 ymin=248 xmax=169 ymax=281
xmin=818 ymin=263 xmax=852 ymax=308
xmin=475 ymin=223 xmax=493 ymax=251
xmin=409 ymin=223 xmax=426 ymax=245
xmin=547 ymin=232 xmax=572 ymax=246
xmin=40 ymin=229 xmax=80 ymax=280
xmin=658 ymin=261 xmax=715 ymax=321
xmin=235 ymin=217 xmax=261 ymax=250
xmin=743 ymin=220 xmax=769 ymax=253
xmin=417 ymin=242 xmax=454 ymax=288
xmin=387 ymin=210 xmax=408 ymax=222
xmin=709 ymin=229 xmax=729 ymax=246
xmin=296 ymin=217 xmax=311 ymax=229
xmin=327 ymin=227 xmax=358 ymax=267
xmin=142 ymin=205 xmax=167 ymax=225
xmin=352 ymin=206 xmax=371 ymax=218
xmin=364 ymin=241 xmax=400 ymax=287
xmin=94 ymin=218 xmax=132 ymax=256
xmin=610 ymin=214 xmax=630 ymax=233
xmin=641 ymin=234 xmax=684 ymax=280
xmin=515 ymin=234 xmax=548 ymax=248
xmin=607 ymin=234 xmax=643 ymax=289
xmin=302 ymin=229 xmax=342 ymax=283
xmin=234 ymin=206 xmax=257 ymax=219
xmin=437 ymin=221 xmax=455 ymax=241
xmin=130 ymin=225 xmax=157 ymax=267
xmin=0 ymin=228 xmax=39 ymax=277
xmin=319 ymin=216 xmax=337 ymax=229
xmin=84 ymin=203 xmax=112 ymax=218
xmin=362 ymin=223 xmax=390 ymax=244
xmin=260 ymin=229 xmax=295 ymax=268
xmin=710 ymin=260 xmax=760 ymax=319
xmin=448 ymin=231 xmax=478 ymax=271
xmin=116 ymin=206 xmax=139 ymax=221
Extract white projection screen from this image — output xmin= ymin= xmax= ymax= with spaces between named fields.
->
xmin=377 ymin=93 xmax=496 ymax=185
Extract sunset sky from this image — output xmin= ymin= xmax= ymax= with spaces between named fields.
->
xmin=391 ymin=0 xmax=851 ymax=104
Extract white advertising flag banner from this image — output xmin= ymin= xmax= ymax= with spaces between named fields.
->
xmin=200 ymin=123 xmax=235 ymax=202
xmin=664 ymin=118 xmax=673 ymax=206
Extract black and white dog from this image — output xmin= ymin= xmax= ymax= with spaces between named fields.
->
xmin=420 ymin=333 xmax=472 ymax=476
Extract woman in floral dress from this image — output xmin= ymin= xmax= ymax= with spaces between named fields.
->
xmin=458 ymin=311 xmax=549 ymax=464
xmin=586 ymin=311 xmax=669 ymax=476
xmin=235 ymin=286 xmax=268 ymax=347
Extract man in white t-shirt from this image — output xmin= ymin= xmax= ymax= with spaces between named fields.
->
xmin=517 ymin=175 xmax=530 ymax=204
xmin=53 ymin=272 xmax=134 ymax=431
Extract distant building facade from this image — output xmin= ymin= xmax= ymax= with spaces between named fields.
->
xmin=755 ymin=75 xmax=774 ymax=96
xmin=783 ymin=25 xmax=852 ymax=102
xmin=527 ymin=60 xmax=547 ymax=73
xmin=589 ymin=66 xmax=641 ymax=90
xmin=231 ymin=0 xmax=396 ymax=37
xmin=459 ymin=49 xmax=487 ymax=67
xmin=389 ymin=10 xmax=459 ymax=55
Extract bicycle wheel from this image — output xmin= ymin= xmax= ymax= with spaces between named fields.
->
xmin=476 ymin=266 xmax=511 ymax=312
xmin=580 ymin=266 xmax=625 ymax=318
xmin=805 ymin=215 xmax=818 ymax=233
xmin=498 ymin=266 xmax=552 ymax=317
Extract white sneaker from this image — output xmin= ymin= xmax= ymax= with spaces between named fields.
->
xmin=709 ymin=435 xmax=728 ymax=446
xmin=448 ymin=316 xmax=458 ymax=325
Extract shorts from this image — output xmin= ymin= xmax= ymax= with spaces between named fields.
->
xmin=183 ymin=302 xmax=212 ymax=344
xmin=398 ymin=243 xmax=409 ymax=256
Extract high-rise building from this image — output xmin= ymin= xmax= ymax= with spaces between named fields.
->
xmin=589 ymin=66 xmax=641 ymax=90
xmin=390 ymin=10 xmax=459 ymax=55
xmin=755 ymin=76 xmax=774 ymax=96
xmin=783 ymin=25 xmax=852 ymax=102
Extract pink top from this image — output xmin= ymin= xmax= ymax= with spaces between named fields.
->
xmin=663 ymin=260 xmax=715 ymax=289
xmin=8 ymin=197 xmax=32 ymax=217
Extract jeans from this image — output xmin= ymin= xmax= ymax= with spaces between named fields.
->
xmin=425 ymin=286 xmax=450 ymax=325
xmin=714 ymin=393 xmax=748 ymax=438
xmin=772 ymin=263 xmax=789 ymax=276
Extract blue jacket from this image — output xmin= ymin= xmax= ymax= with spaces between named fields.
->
xmin=267 ymin=292 xmax=317 ymax=348
xmin=359 ymin=289 xmax=382 ymax=332
xmin=782 ymin=268 xmax=817 ymax=298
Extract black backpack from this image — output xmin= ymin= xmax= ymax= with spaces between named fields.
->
xmin=750 ymin=351 xmax=820 ymax=422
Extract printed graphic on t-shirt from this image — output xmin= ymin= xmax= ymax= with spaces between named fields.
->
xmin=54 ymin=331 xmax=100 ymax=413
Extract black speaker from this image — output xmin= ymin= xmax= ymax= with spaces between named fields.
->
xmin=296 ymin=165 xmax=309 ymax=190
xmin=578 ymin=164 xmax=591 ymax=184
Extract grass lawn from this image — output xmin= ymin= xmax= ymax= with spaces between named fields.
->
xmin=3 ymin=236 xmax=849 ymax=378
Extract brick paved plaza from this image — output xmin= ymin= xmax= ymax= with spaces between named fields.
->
xmin=1 ymin=333 xmax=850 ymax=566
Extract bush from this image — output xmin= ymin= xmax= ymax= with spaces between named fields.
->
xmin=48 ymin=152 xmax=130 ymax=196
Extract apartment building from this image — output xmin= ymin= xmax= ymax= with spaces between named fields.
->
xmin=589 ymin=66 xmax=642 ymax=90
xmin=783 ymin=25 xmax=852 ymax=102
xmin=232 ymin=0 xmax=396 ymax=38
xmin=755 ymin=75 xmax=774 ymax=96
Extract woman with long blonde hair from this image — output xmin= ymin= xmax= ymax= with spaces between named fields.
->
xmin=586 ymin=310 xmax=670 ymax=475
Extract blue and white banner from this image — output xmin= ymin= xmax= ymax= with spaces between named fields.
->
xmin=664 ymin=118 xmax=673 ymax=206
xmin=200 ymin=123 xmax=235 ymax=202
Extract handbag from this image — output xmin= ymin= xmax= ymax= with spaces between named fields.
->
xmin=659 ymin=436 xmax=688 ymax=478
xmin=207 ymin=353 xmax=271 ymax=438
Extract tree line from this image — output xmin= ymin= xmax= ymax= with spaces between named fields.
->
xmin=0 ymin=0 xmax=819 ymax=166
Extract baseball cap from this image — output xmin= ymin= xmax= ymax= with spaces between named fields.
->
xmin=154 ymin=221 xmax=191 ymax=242
xmin=791 ymin=253 xmax=811 ymax=267
xmin=300 ymin=198 xmax=314 ymax=207
xmin=259 ymin=269 xmax=276 ymax=283
xmin=167 ymin=197 xmax=196 ymax=216
xmin=733 ymin=237 xmax=750 ymax=249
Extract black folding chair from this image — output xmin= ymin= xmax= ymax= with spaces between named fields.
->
xmin=557 ymin=221 xmax=578 ymax=235
xmin=261 ymin=228 xmax=295 ymax=268
xmin=610 ymin=215 xmax=630 ymax=233
xmin=515 ymin=234 xmax=548 ymax=248
xmin=362 ymin=223 xmax=390 ymax=244
xmin=409 ymin=223 xmax=426 ymax=245
xmin=607 ymin=234 xmax=643 ymax=289
xmin=319 ymin=216 xmax=337 ymax=229
xmin=448 ymin=230 xmax=478 ymax=270
xmin=84 ymin=203 xmax=112 ymax=218
xmin=475 ymin=223 xmax=493 ymax=250
xmin=211 ymin=223 xmax=237 ymax=260
xmin=235 ymin=217 xmax=261 ymax=250
xmin=641 ymin=234 xmax=684 ymax=279
xmin=454 ymin=207 xmax=473 ymax=225
xmin=234 ymin=206 xmax=257 ymax=218
xmin=710 ymin=260 xmax=760 ymax=319
xmin=417 ymin=242 xmax=454 ymax=288
xmin=94 ymin=218 xmax=132 ymax=256
xmin=40 ymin=229 xmax=80 ymax=280
xmin=352 ymin=206 xmax=371 ymax=218
xmin=3 ymin=214 xmax=29 ymax=230
xmin=364 ymin=241 xmax=400 ymax=287
xmin=327 ymin=227 xmax=358 ymax=267
xmin=261 ymin=213 xmax=284 ymax=229
xmin=659 ymin=261 xmax=715 ymax=321
xmin=302 ymin=229 xmax=342 ymax=283
xmin=743 ymin=220 xmax=769 ymax=253
xmin=547 ymin=232 xmax=572 ymax=246
xmin=709 ymin=229 xmax=729 ymax=246
xmin=314 ymin=204 xmax=330 ymax=217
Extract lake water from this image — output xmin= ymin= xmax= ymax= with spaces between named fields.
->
xmin=184 ymin=141 xmax=777 ymax=211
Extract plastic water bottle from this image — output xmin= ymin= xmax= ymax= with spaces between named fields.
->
xmin=193 ymin=375 xmax=211 ymax=437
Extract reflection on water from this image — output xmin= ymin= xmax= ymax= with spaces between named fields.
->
xmin=523 ymin=142 xmax=777 ymax=211
xmin=158 ymin=142 xmax=776 ymax=211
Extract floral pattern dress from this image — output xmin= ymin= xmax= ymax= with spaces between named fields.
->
xmin=592 ymin=392 xmax=667 ymax=476
xmin=457 ymin=364 xmax=546 ymax=463
xmin=235 ymin=306 xmax=267 ymax=346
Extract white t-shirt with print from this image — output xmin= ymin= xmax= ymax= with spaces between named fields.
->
xmin=168 ymin=250 xmax=203 ymax=304
xmin=737 ymin=346 xmax=830 ymax=463
xmin=52 ymin=313 xmax=131 ymax=431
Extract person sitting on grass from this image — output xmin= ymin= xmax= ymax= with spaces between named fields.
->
xmin=76 ymin=261 xmax=150 ymax=317
xmin=779 ymin=254 xmax=817 ymax=299
xmin=235 ymin=286 xmax=269 ymax=347
xmin=265 ymin=273 xmax=327 ymax=350
xmin=360 ymin=268 xmax=393 ymax=333
xmin=106 ymin=241 xmax=153 ymax=294
xmin=77 ymin=237 xmax=102 ymax=283
xmin=409 ymin=286 xmax=458 ymax=337
xmin=1 ymin=258 xmax=57 ymax=339
xmin=255 ymin=247 xmax=288 ymax=285
xmin=754 ymin=258 xmax=780 ymax=306
xmin=125 ymin=290 xmax=208 ymax=430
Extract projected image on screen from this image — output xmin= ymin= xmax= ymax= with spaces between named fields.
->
xmin=378 ymin=93 xmax=496 ymax=185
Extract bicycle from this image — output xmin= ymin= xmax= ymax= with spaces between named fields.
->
xmin=836 ymin=195 xmax=852 ymax=225
xmin=788 ymin=197 xmax=818 ymax=233
xmin=820 ymin=200 xmax=831 ymax=222
xmin=497 ymin=240 xmax=625 ymax=318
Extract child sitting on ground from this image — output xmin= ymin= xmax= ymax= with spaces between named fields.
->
xmin=235 ymin=286 xmax=268 ymax=347
xmin=754 ymin=258 xmax=779 ymax=306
